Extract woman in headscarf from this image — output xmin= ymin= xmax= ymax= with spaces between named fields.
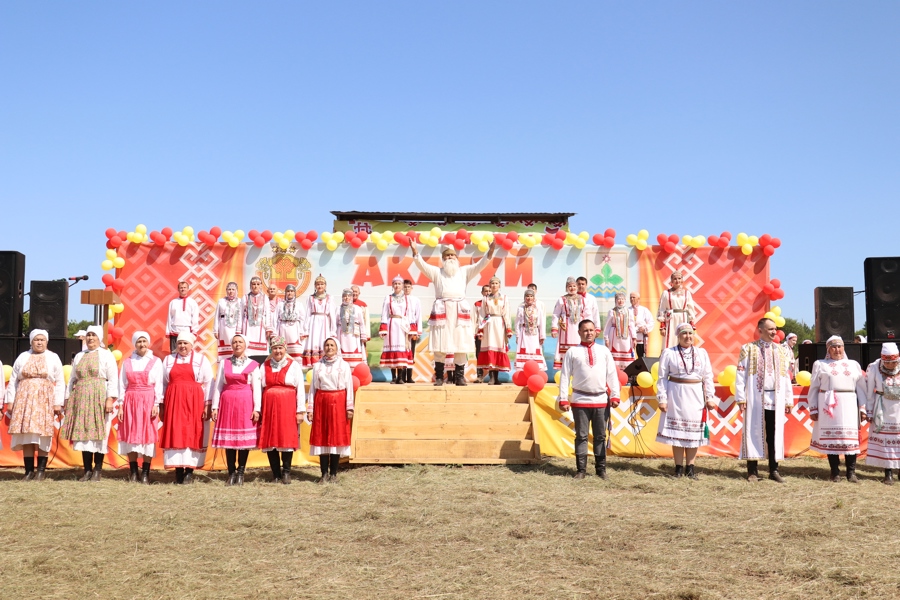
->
xmin=308 ymin=336 xmax=354 ymax=483
xmin=657 ymin=270 xmax=696 ymax=349
xmin=276 ymin=284 xmax=307 ymax=360
xmin=63 ymin=325 xmax=119 ymax=482
xmin=336 ymin=288 xmax=366 ymax=368
xmin=476 ymin=276 xmax=512 ymax=385
xmin=655 ymin=323 xmax=717 ymax=479
xmin=213 ymin=281 xmax=244 ymax=359
xmin=117 ymin=330 xmax=163 ymax=484
xmin=301 ymin=274 xmax=338 ymax=367
xmin=551 ymin=277 xmax=590 ymax=370
xmin=514 ymin=289 xmax=546 ymax=374
xmin=604 ymin=292 xmax=635 ymax=370
xmin=3 ymin=329 xmax=65 ymax=481
xmin=379 ymin=276 xmax=412 ymax=384
xmin=210 ymin=333 xmax=260 ymax=486
xmin=808 ymin=336 xmax=867 ymax=482
xmin=258 ymin=336 xmax=305 ymax=484
xmin=160 ymin=331 xmax=213 ymax=484
xmin=864 ymin=343 xmax=900 ymax=485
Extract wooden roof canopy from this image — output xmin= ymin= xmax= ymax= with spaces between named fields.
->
xmin=330 ymin=211 xmax=575 ymax=225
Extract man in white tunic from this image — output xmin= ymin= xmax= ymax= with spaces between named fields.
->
xmin=629 ymin=291 xmax=655 ymax=359
xmin=410 ymin=241 xmax=496 ymax=386
xmin=557 ymin=319 xmax=620 ymax=479
xmin=165 ymin=281 xmax=200 ymax=354
xmin=863 ymin=343 xmax=900 ymax=485
xmin=575 ymin=277 xmax=600 ymax=326
xmin=735 ymin=318 xmax=795 ymax=483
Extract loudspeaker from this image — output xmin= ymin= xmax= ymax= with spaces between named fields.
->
xmin=864 ymin=257 xmax=900 ymax=341
xmin=814 ymin=287 xmax=854 ymax=342
xmin=624 ymin=356 xmax=659 ymax=378
xmin=0 ymin=251 xmax=25 ymax=337
xmin=29 ymin=280 xmax=68 ymax=338
xmin=797 ymin=342 xmax=865 ymax=373
xmin=0 ymin=336 xmax=82 ymax=368
xmin=0 ymin=337 xmax=21 ymax=367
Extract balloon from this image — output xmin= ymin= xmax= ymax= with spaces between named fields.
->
xmin=112 ymin=350 xmax=123 ymax=362
xmin=105 ymin=249 xmax=117 ymax=260
xmin=306 ymin=370 xmax=313 ymax=383
xmin=708 ymin=235 xmax=719 ymax=246
xmin=101 ymin=260 xmax=114 ymax=270
xmin=637 ymin=229 xmax=649 ymax=240
xmin=682 ymin=235 xmax=692 ymax=246
xmin=663 ymin=241 xmax=676 ymax=253
xmin=796 ymin=371 xmax=812 ymax=387
xmin=636 ymin=372 xmax=653 ymax=388
xmin=650 ymin=361 xmax=659 ymax=381
xmin=736 ymin=232 xmax=748 ymax=246
xmin=656 ymin=233 xmax=667 ymax=245
xmin=772 ymin=306 xmax=782 ymax=316
xmin=326 ymin=240 xmax=338 ymax=251
xmin=101 ymin=274 xmax=114 ymax=286
xmin=112 ymin=278 xmax=125 ymax=292
xmin=720 ymin=365 xmax=737 ymax=386
xmin=477 ymin=241 xmax=489 ymax=252
xmin=321 ymin=232 xmax=332 ymax=242
xmin=626 ymin=234 xmax=638 ymax=246
xmin=592 ymin=233 xmax=604 ymax=246
xmin=729 ymin=381 xmax=737 ymax=395
xmin=376 ymin=240 xmax=388 ymax=251
xmin=635 ymin=239 xmax=648 ymax=251
xmin=763 ymin=245 xmax=775 ymax=256
xmin=604 ymin=228 xmax=615 ymax=238
xmin=773 ymin=289 xmax=785 ymax=300
xmin=210 ymin=226 xmax=222 ymax=238
xmin=741 ymin=243 xmax=753 ymax=256
xmin=617 ymin=368 xmax=628 ymax=386
xmin=300 ymin=239 xmax=313 ymax=250
xmin=748 ymin=236 xmax=759 ymax=246
xmin=111 ymin=303 xmax=125 ymax=314
xmin=763 ymin=283 xmax=775 ymax=294
xmin=2 ymin=364 xmax=12 ymax=383
xmin=352 ymin=376 xmax=361 ymax=392
xmin=770 ymin=238 xmax=781 ymax=248
xmin=350 ymin=238 xmax=362 ymax=248
xmin=506 ymin=231 xmax=518 ymax=243
xmin=527 ymin=374 xmax=545 ymax=394
xmin=551 ymin=239 xmax=564 ymax=250
xmin=764 ymin=311 xmax=776 ymax=320
xmin=306 ymin=230 xmax=318 ymax=242
xmin=109 ymin=236 xmax=123 ymax=248
xmin=230 ymin=239 xmax=241 ymax=249
xmin=105 ymin=228 xmax=117 ymax=239
xmin=161 ymin=227 xmax=173 ymax=238
xmin=254 ymin=237 xmax=266 ymax=248
xmin=512 ymin=370 xmax=527 ymax=386
xmin=603 ymin=236 xmax=614 ymax=248
xmin=61 ymin=364 xmax=71 ymax=384
xmin=357 ymin=231 xmax=368 ymax=242
xmin=774 ymin=316 xmax=785 ymax=328
xmin=523 ymin=360 xmax=541 ymax=377
xmin=553 ymin=371 xmax=561 ymax=385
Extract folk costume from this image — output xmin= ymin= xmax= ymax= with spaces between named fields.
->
xmin=302 ymin=276 xmax=338 ymax=368
xmin=551 ymin=279 xmax=593 ymax=370
xmin=353 ymin=296 xmax=370 ymax=346
xmin=413 ymin=246 xmax=491 ymax=386
xmin=630 ymin=300 xmax=655 ymax=359
xmin=211 ymin=337 xmax=261 ymax=485
xmin=514 ymin=291 xmax=546 ymax=374
xmin=64 ymin=325 xmax=119 ymax=481
xmin=117 ymin=331 xmax=163 ymax=483
xmin=166 ymin=291 xmax=200 ymax=354
xmin=807 ymin=336 xmax=866 ymax=482
xmin=403 ymin=286 xmax=422 ymax=383
xmin=735 ymin=338 xmax=794 ymax=481
xmin=557 ymin=339 xmax=620 ymax=478
xmin=4 ymin=330 xmax=65 ymax=480
xmin=160 ymin=333 xmax=213 ymax=483
xmin=657 ymin=284 xmax=696 ymax=349
xmin=308 ymin=337 xmax=355 ymax=481
xmin=477 ymin=279 xmax=512 ymax=384
xmin=604 ymin=293 xmax=635 ymax=370
xmin=337 ymin=289 xmax=366 ymax=368
xmin=276 ymin=285 xmax=307 ymax=359
xmin=259 ymin=338 xmax=305 ymax=484
xmin=213 ymin=286 xmax=244 ymax=359
xmin=242 ymin=284 xmax=270 ymax=358
xmin=380 ymin=278 xmax=413 ymax=381
xmin=655 ymin=332 xmax=716 ymax=450
xmin=864 ymin=343 xmax=900 ymax=484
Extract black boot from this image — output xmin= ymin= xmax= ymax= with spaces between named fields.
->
xmin=235 ymin=466 xmax=245 ymax=486
xmin=454 ymin=364 xmax=467 ymax=386
xmin=267 ymin=450 xmax=282 ymax=481
xmin=828 ymin=454 xmax=841 ymax=482
xmin=746 ymin=460 xmax=759 ymax=482
xmin=685 ymin=464 xmax=698 ymax=480
xmin=182 ymin=468 xmax=195 ymax=484
xmin=595 ymin=453 xmax=608 ymax=480
xmin=175 ymin=467 xmax=185 ymax=484
xmin=129 ymin=461 xmax=139 ymax=483
xmin=476 ymin=368 xmax=484 ymax=384
xmin=281 ymin=451 xmax=293 ymax=484
xmin=885 ymin=469 xmax=894 ymax=486
xmin=91 ymin=453 xmax=104 ymax=482
xmin=674 ymin=465 xmax=684 ymax=478
xmin=35 ymin=456 xmax=48 ymax=482
xmin=574 ymin=454 xmax=587 ymax=479
xmin=434 ymin=362 xmax=444 ymax=386
xmin=846 ymin=454 xmax=858 ymax=483
xmin=79 ymin=451 xmax=94 ymax=482
xmin=390 ymin=369 xmax=398 ymax=384
xmin=23 ymin=456 xmax=35 ymax=482
xmin=141 ymin=462 xmax=151 ymax=485
xmin=405 ymin=367 xmax=414 ymax=384
xmin=490 ymin=371 xmax=501 ymax=386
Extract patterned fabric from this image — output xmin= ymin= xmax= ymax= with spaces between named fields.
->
xmin=63 ymin=351 xmax=108 ymax=442
xmin=8 ymin=353 xmax=55 ymax=437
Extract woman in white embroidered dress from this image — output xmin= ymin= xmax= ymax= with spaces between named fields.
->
xmin=242 ymin=276 xmax=270 ymax=360
xmin=551 ymin=277 xmax=589 ymax=370
xmin=864 ymin=343 xmax=900 ymax=485
xmin=379 ymin=276 xmax=412 ymax=384
xmin=477 ymin=276 xmax=511 ymax=385
xmin=657 ymin=270 xmax=696 ymax=349
xmin=808 ymin=336 xmax=867 ymax=482
xmin=276 ymin=284 xmax=307 ymax=359
xmin=604 ymin=292 xmax=635 ymax=370
xmin=308 ymin=337 xmax=354 ymax=483
xmin=514 ymin=289 xmax=546 ymax=373
xmin=302 ymin=275 xmax=338 ymax=368
xmin=214 ymin=282 xmax=243 ymax=359
xmin=655 ymin=323 xmax=717 ymax=480
xmin=336 ymin=288 xmax=366 ymax=368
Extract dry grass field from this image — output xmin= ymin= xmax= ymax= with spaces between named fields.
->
xmin=0 ymin=456 xmax=897 ymax=600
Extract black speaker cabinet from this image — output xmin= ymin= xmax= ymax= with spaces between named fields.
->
xmin=814 ymin=287 xmax=854 ymax=342
xmin=624 ymin=356 xmax=659 ymax=378
xmin=864 ymin=257 xmax=900 ymax=341
xmin=797 ymin=342 xmax=865 ymax=373
xmin=0 ymin=336 xmax=81 ymax=367
xmin=29 ymin=280 xmax=68 ymax=338
xmin=0 ymin=337 xmax=20 ymax=367
xmin=46 ymin=337 xmax=82 ymax=364
xmin=0 ymin=251 xmax=25 ymax=337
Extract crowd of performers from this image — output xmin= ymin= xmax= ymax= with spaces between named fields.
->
xmin=1 ymin=241 xmax=894 ymax=485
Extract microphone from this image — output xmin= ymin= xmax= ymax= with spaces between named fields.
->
xmin=68 ymin=275 xmax=89 ymax=282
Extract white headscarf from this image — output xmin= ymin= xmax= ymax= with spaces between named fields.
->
xmin=132 ymin=330 xmax=151 ymax=347
xmin=86 ymin=325 xmax=104 ymax=339
xmin=825 ymin=335 xmax=843 ymax=348
xmin=176 ymin=331 xmax=196 ymax=344
xmin=29 ymin=329 xmax=49 ymax=343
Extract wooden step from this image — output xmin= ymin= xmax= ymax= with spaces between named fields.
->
xmin=355 ymin=421 xmax=533 ymax=440
xmin=357 ymin=402 xmax=530 ymax=423
xmin=353 ymin=439 xmax=536 ymax=464
xmin=359 ymin=384 xmax=529 ymax=403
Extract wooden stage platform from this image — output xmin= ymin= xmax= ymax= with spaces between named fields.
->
xmin=350 ymin=383 xmax=542 ymax=464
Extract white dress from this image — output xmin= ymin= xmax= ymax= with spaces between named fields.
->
xmin=336 ymin=303 xmax=366 ymax=367
xmin=379 ymin=294 xmax=412 ymax=368
xmin=603 ymin=307 xmax=635 ymax=369
xmin=477 ymin=294 xmax=511 ymax=371
xmin=655 ymin=345 xmax=715 ymax=448
xmin=864 ymin=360 xmax=900 ymax=468
xmin=276 ymin=299 xmax=307 ymax=359
xmin=657 ymin=289 xmax=696 ymax=349
xmin=242 ymin=293 xmax=270 ymax=355
xmin=302 ymin=295 xmax=338 ymax=367
xmin=551 ymin=295 xmax=592 ymax=370
xmin=213 ymin=297 xmax=244 ymax=358
xmin=734 ymin=341 xmax=794 ymax=461
xmin=514 ymin=303 xmax=546 ymax=372
xmin=807 ymin=357 xmax=865 ymax=455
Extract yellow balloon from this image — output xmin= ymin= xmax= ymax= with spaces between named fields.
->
xmin=322 ymin=232 xmax=333 ymax=243
xmin=305 ymin=369 xmax=313 ymax=383
xmin=554 ymin=371 xmax=561 ymax=385
xmin=477 ymin=241 xmax=489 ymax=252
xmin=682 ymin=235 xmax=693 ymax=246
xmin=574 ymin=238 xmax=586 ymax=249
xmin=736 ymin=232 xmax=748 ymax=246
xmin=741 ymin=243 xmax=753 ymax=256
xmin=426 ymin=236 xmax=438 ymax=248
xmin=774 ymin=316 xmax=786 ymax=328
xmin=333 ymin=231 xmax=345 ymax=243
xmin=578 ymin=231 xmax=589 ymax=240
xmin=234 ymin=230 xmax=245 ymax=240
xmin=565 ymin=232 xmax=577 ymax=244
xmin=62 ymin=364 xmax=71 ymax=385
xmin=230 ymin=239 xmax=241 ymax=249
xmin=3 ymin=364 xmax=11 ymax=383
xmin=370 ymin=232 xmax=382 ymax=243
xmin=382 ymin=230 xmax=393 ymax=242
xmin=126 ymin=232 xmax=136 ymax=243
xmin=101 ymin=260 xmax=114 ymax=271
xmin=635 ymin=240 xmax=648 ymax=251
xmin=650 ymin=362 xmax=659 ymax=381
xmin=636 ymin=372 xmax=654 ymax=388
xmin=326 ymin=240 xmax=338 ymax=251
xmin=135 ymin=224 xmax=147 ymax=234
xmin=772 ymin=306 xmax=782 ymax=316
xmin=764 ymin=311 xmax=776 ymax=320
xmin=471 ymin=232 xmax=483 ymax=244
xmin=177 ymin=237 xmax=189 ymax=247
xmin=748 ymin=235 xmax=759 ymax=246
xmin=720 ymin=365 xmax=737 ymax=386
xmin=105 ymin=249 xmax=117 ymax=260
xmin=112 ymin=349 xmax=123 ymax=362
xmin=484 ymin=233 xmax=494 ymax=243
xmin=638 ymin=229 xmax=649 ymax=240
xmin=132 ymin=233 xmax=144 ymax=244
xmin=108 ymin=307 xmax=115 ymax=320
xmin=626 ymin=234 xmax=638 ymax=246
xmin=284 ymin=229 xmax=295 ymax=240
xmin=182 ymin=226 xmax=194 ymax=236
xmin=430 ymin=227 xmax=442 ymax=237
xmin=111 ymin=303 xmax=125 ymax=314
xmin=729 ymin=381 xmax=737 ymax=395
xmin=112 ymin=257 xmax=125 ymax=269
xmin=796 ymin=371 xmax=812 ymax=387
xmin=376 ymin=240 xmax=388 ymax=251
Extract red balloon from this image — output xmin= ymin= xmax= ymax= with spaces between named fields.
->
xmin=708 ymin=235 xmax=719 ymax=246
xmin=664 ymin=241 xmax=676 ymax=253
xmin=357 ymin=231 xmax=368 ymax=242
xmin=771 ymin=238 xmax=781 ymax=248
xmin=350 ymin=238 xmax=362 ymax=248
xmin=592 ymin=233 xmax=605 ymax=246
xmin=537 ymin=371 xmax=548 ymax=384
xmin=720 ymin=231 xmax=731 ymax=240
xmin=345 ymin=230 xmax=356 ymax=241
xmin=394 ymin=232 xmax=406 ymax=244
xmin=353 ymin=362 xmax=370 ymax=377
xmin=617 ymin=368 xmax=628 ymax=386
xmin=551 ymin=239 xmax=564 ymax=250
xmin=197 ymin=231 xmax=209 ymax=243
xmin=506 ymin=231 xmax=518 ymax=242
xmin=294 ymin=231 xmax=306 ymax=242
xmin=763 ymin=283 xmax=775 ymax=294
xmin=555 ymin=230 xmax=567 ymax=240
xmin=604 ymin=228 xmax=616 ymax=238
xmin=154 ymin=234 xmax=166 ymax=246
xmin=209 ymin=227 xmax=222 ymax=238
xmin=112 ymin=278 xmax=125 ymax=291
xmin=656 ymin=233 xmax=668 ymax=245
xmin=109 ymin=236 xmax=122 ymax=248
xmin=604 ymin=236 xmax=615 ymax=248
xmin=454 ymin=239 xmax=466 ymax=250
xmin=300 ymin=239 xmax=313 ymax=250
xmin=759 ymin=234 xmax=772 ymax=246
xmin=501 ymin=239 xmax=513 ymax=251
xmin=523 ymin=360 xmax=540 ymax=376
xmin=105 ymin=228 xmax=117 ymax=239
xmin=456 ymin=228 xmax=468 ymax=240
xmin=160 ymin=227 xmax=173 ymax=238
xmin=512 ymin=370 xmax=527 ymax=386
xmin=445 ymin=232 xmax=457 ymax=244
xmin=253 ymin=237 xmax=265 ymax=248
xmin=773 ymin=289 xmax=785 ymax=300
xmin=406 ymin=230 xmax=418 ymax=244
xmin=101 ymin=274 xmax=114 ymax=285
xmin=248 ymin=229 xmax=259 ymax=239
xmin=494 ymin=233 xmax=506 ymax=244
xmin=542 ymin=234 xmax=552 ymax=246
xmin=110 ymin=327 xmax=124 ymax=339
xmin=105 ymin=241 xmax=115 ymax=250
xmin=117 ymin=230 xmax=127 ymax=241
xmin=527 ymin=374 xmax=545 ymax=394
xmin=668 ymin=234 xmax=679 ymax=244
xmin=770 ymin=279 xmax=781 ymax=288
xmin=763 ymin=245 xmax=775 ymax=257
xmin=775 ymin=330 xmax=785 ymax=342
xmin=352 ymin=376 xmax=361 ymax=392
xmin=306 ymin=230 xmax=318 ymax=242
xmin=719 ymin=238 xmax=730 ymax=248
xmin=261 ymin=230 xmax=273 ymax=241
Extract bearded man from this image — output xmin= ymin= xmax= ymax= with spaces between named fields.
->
xmin=410 ymin=240 xmax=496 ymax=386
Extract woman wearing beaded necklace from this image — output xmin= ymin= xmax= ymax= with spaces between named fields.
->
xmin=514 ymin=289 xmax=546 ymax=375
xmin=476 ymin=276 xmax=512 ymax=385
xmin=336 ymin=288 xmax=366 ymax=368
xmin=258 ymin=336 xmax=305 ymax=484
xmin=276 ymin=284 xmax=307 ymax=360
xmin=657 ymin=270 xmax=696 ymax=349
xmin=379 ymin=276 xmax=412 ymax=384
xmin=655 ymin=323 xmax=717 ymax=479
xmin=864 ymin=343 xmax=900 ymax=485
xmin=308 ymin=336 xmax=354 ymax=483
xmin=214 ymin=282 xmax=244 ymax=359
xmin=210 ymin=334 xmax=261 ymax=486
xmin=301 ymin=275 xmax=338 ymax=367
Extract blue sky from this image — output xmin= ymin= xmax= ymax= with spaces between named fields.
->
xmin=2 ymin=2 xmax=897 ymax=325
